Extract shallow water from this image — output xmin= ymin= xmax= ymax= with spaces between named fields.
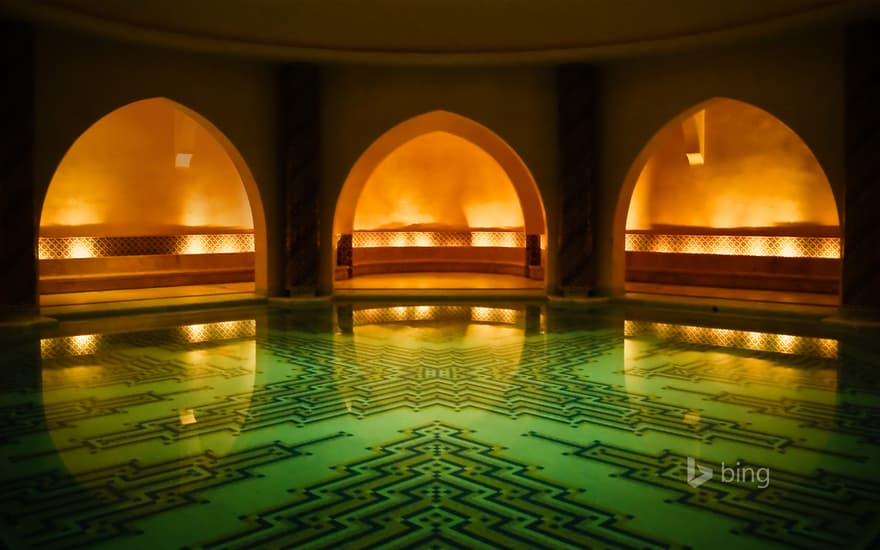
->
xmin=1 ymin=304 xmax=879 ymax=549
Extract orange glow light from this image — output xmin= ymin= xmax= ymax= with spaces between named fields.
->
xmin=351 ymin=305 xmax=522 ymax=326
xmin=40 ymin=333 xmax=101 ymax=357
xmin=183 ymin=323 xmax=208 ymax=342
xmin=218 ymin=235 xmax=238 ymax=253
xmin=625 ymin=98 xmax=838 ymax=231
xmin=68 ymin=238 xmax=96 ymax=259
xmin=182 ymin=235 xmax=207 ymax=255
xmin=471 ymin=306 xmax=519 ymax=324
xmin=686 ymin=153 xmax=704 ymax=165
xmin=353 ymin=132 xmax=524 ymax=232
xmin=180 ymin=320 xmax=256 ymax=343
xmin=625 ymin=233 xmax=840 ymax=258
xmin=352 ymin=231 xmax=526 ymax=248
xmin=179 ymin=408 xmax=198 ymax=425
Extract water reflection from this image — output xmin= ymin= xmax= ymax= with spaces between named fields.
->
xmin=622 ymin=317 xmax=849 ymax=477
xmin=1 ymin=304 xmax=877 ymax=549
xmin=38 ymin=318 xmax=258 ymax=487
xmin=624 ymin=320 xmax=838 ymax=358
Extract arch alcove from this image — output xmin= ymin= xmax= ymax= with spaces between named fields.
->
xmin=333 ymin=110 xmax=547 ymax=290
xmin=616 ymin=98 xmax=840 ymax=304
xmin=38 ymin=98 xmax=267 ymax=304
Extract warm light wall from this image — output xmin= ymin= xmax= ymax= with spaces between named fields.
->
xmin=625 ymin=98 xmax=838 ymax=230
xmin=353 ymin=131 xmax=524 ymax=231
xmin=40 ymin=98 xmax=254 ymax=237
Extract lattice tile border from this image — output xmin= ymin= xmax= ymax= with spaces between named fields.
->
xmin=352 ymin=231 xmax=525 ymax=248
xmin=38 ymin=234 xmax=255 ymax=259
xmin=625 ymin=234 xmax=840 ymax=259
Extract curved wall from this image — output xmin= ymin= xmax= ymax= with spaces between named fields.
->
xmin=625 ymin=98 xmax=838 ymax=232
xmin=41 ymin=98 xmax=253 ymax=238
xmin=353 ymin=131 xmax=524 ymax=232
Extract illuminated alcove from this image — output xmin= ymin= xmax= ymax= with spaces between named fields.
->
xmin=620 ymin=98 xmax=841 ymax=303
xmin=38 ymin=98 xmax=266 ymax=300
xmin=333 ymin=111 xmax=546 ymax=289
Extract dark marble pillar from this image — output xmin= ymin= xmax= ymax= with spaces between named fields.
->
xmin=0 ymin=21 xmax=37 ymax=315
xmin=524 ymin=304 xmax=543 ymax=337
xmin=556 ymin=64 xmax=598 ymax=296
xmin=335 ymin=233 xmax=353 ymax=280
xmin=335 ymin=304 xmax=354 ymax=335
xmin=280 ymin=64 xmax=321 ymax=295
xmin=842 ymin=20 xmax=880 ymax=315
xmin=525 ymin=234 xmax=541 ymax=279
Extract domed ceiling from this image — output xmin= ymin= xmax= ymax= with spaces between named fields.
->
xmin=5 ymin=0 xmax=879 ymax=62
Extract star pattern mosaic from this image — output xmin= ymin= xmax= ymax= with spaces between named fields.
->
xmin=1 ymin=305 xmax=879 ymax=549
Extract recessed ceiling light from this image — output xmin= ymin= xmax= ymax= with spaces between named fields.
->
xmin=686 ymin=152 xmax=704 ymax=165
xmin=175 ymin=153 xmax=193 ymax=168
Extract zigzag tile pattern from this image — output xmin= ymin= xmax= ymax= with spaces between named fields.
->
xmin=0 ymin=306 xmax=879 ymax=549
xmin=527 ymin=433 xmax=880 ymax=550
xmin=199 ymin=422 xmax=668 ymax=550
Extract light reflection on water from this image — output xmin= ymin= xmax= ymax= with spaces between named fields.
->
xmin=0 ymin=304 xmax=876 ymax=549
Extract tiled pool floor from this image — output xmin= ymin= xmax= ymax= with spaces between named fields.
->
xmin=1 ymin=304 xmax=879 ymax=549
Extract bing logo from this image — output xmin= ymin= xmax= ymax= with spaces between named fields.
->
xmin=686 ymin=457 xmax=770 ymax=489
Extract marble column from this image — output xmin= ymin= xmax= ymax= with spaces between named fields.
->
xmin=842 ymin=20 xmax=880 ymax=315
xmin=556 ymin=64 xmax=598 ymax=296
xmin=280 ymin=64 xmax=321 ymax=295
xmin=525 ymin=234 xmax=542 ymax=279
xmin=335 ymin=233 xmax=353 ymax=280
xmin=0 ymin=21 xmax=37 ymax=315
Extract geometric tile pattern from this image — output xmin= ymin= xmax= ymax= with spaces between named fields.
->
xmin=352 ymin=230 xmax=526 ymax=248
xmin=622 ymin=344 xmax=879 ymax=396
xmin=1 ymin=305 xmax=879 ymax=549
xmin=199 ymin=422 xmax=668 ymax=550
xmin=1 ymin=434 xmax=345 ymax=549
xmin=665 ymin=386 xmax=880 ymax=444
xmin=37 ymin=234 xmax=254 ymax=259
xmin=527 ymin=433 xmax=880 ymax=550
xmin=625 ymin=233 xmax=840 ymax=258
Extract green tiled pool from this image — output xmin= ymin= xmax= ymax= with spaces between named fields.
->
xmin=1 ymin=304 xmax=879 ymax=549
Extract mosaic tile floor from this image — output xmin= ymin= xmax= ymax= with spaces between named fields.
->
xmin=1 ymin=304 xmax=879 ymax=549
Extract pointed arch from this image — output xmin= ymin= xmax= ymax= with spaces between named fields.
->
xmin=333 ymin=110 xmax=546 ymax=237
xmin=614 ymin=97 xmax=841 ymax=302
xmin=38 ymin=97 xmax=268 ymax=295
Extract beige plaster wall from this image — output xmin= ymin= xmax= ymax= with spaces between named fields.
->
xmin=40 ymin=99 xmax=253 ymax=237
xmin=320 ymin=65 xmax=558 ymax=294
xmin=32 ymin=30 xmax=280 ymax=294
xmin=626 ymin=98 xmax=838 ymax=231
xmin=597 ymin=29 xmax=845 ymax=295
xmin=354 ymin=131 xmax=524 ymax=231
